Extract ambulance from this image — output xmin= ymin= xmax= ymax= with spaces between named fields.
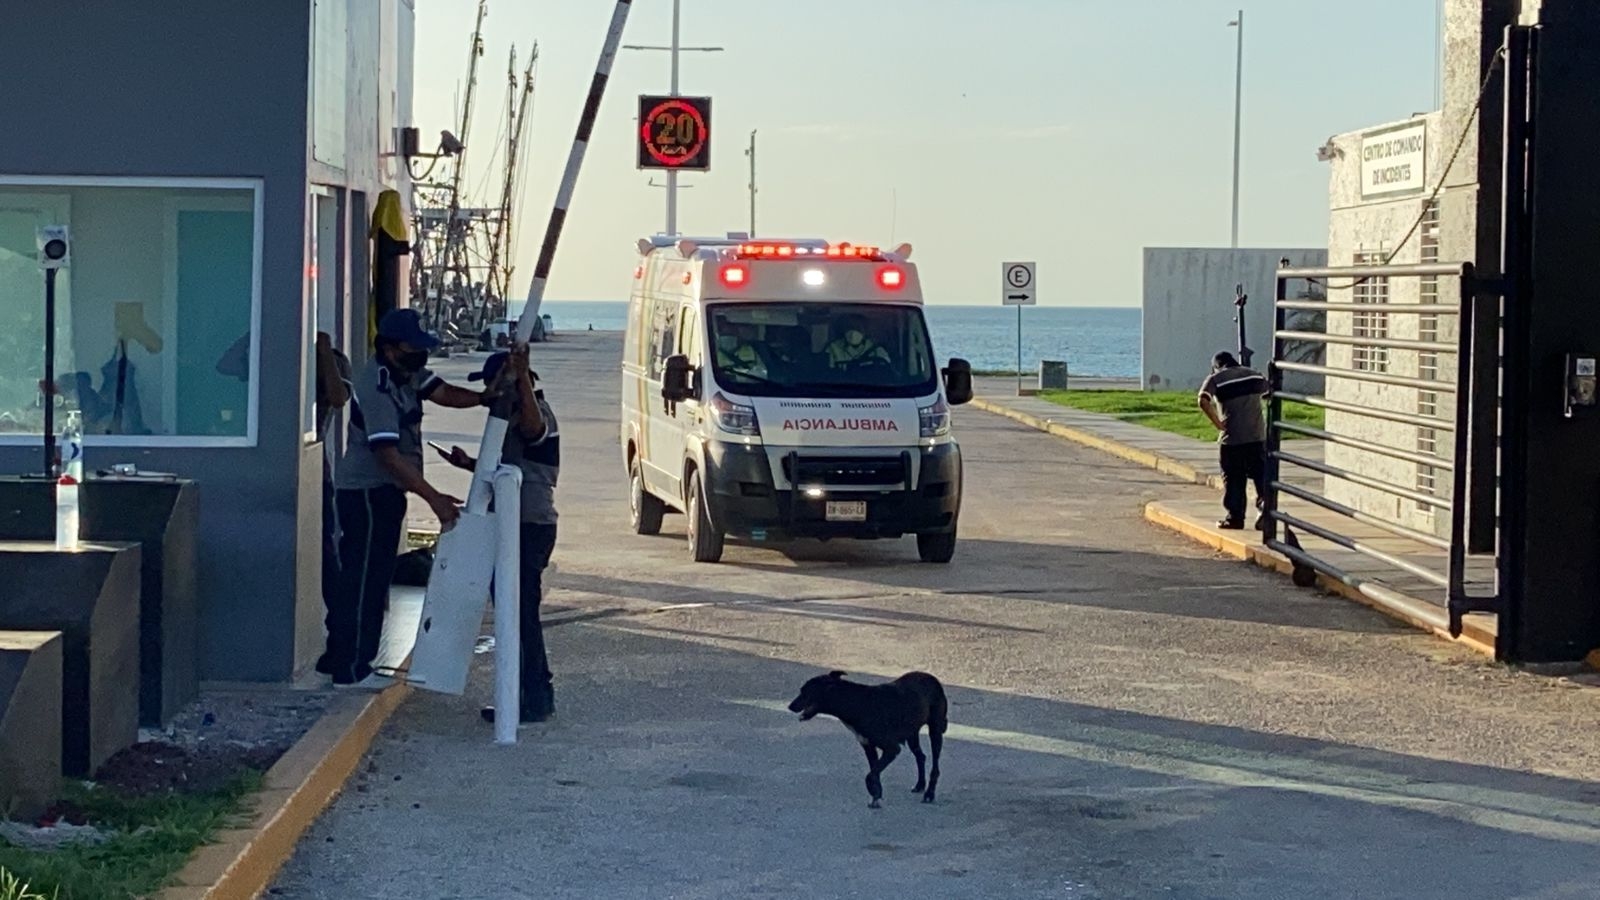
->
xmin=621 ymin=234 xmax=973 ymax=564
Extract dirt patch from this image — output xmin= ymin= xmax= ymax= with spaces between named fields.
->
xmin=93 ymin=741 xmax=280 ymax=796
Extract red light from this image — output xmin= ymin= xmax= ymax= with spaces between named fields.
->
xmin=777 ymin=245 xmax=793 ymax=257
xmin=761 ymin=245 xmax=777 ymax=256
xmin=720 ymin=264 xmax=749 ymax=287
xmin=877 ymin=266 xmax=905 ymax=290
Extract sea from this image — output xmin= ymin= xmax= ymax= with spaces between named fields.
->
xmin=522 ymin=301 xmax=1142 ymax=378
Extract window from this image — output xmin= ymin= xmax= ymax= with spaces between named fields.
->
xmin=1351 ymin=249 xmax=1390 ymax=373
xmin=647 ymin=297 xmax=679 ymax=380
xmin=707 ymin=303 xmax=938 ymax=398
xmin=0 ymin=178 xmax=262 ymax=444
xmin=305 ymin=188 xmax=340 ymax=442
xmin=1416 ymin=424 xmax=1441 ymax=511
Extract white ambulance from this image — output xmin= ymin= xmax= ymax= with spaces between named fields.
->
xmin=621 ymin=235 xmax=974 ymax=563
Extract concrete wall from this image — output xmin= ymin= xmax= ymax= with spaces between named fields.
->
xmin=0 ymin=1 xmax=414 ymax=682
xmin=1141 ymin=248 xmax=1327 ymax=393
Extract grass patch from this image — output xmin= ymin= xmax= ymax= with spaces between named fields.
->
xmin=0 ymin=772 xmax=260 ymax=900
xmin=1036 ymin=390 xmax=1323 ymax=442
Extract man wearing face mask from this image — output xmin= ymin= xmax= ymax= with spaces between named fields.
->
xmin=826 ymin=315 xmax=891 ymax=370
xmin=715 ymin=321 xmax=767 ymax=378
xmin=318 ymin=308 xmax=492 ymax=689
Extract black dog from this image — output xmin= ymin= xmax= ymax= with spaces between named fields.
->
xmin=788 ymin=670 xmax=947 ymax=807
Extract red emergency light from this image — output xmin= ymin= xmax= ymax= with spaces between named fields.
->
xmin=735 ymin=242 xmax=885 ymax=261
xmin=877 ymin=266 xmax=905 ymax=290
xmin=720 ymin=264 xmax=749 ymax=288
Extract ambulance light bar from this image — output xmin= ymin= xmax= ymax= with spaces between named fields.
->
xmin=735 ymin=242 xmax=884 ymax=261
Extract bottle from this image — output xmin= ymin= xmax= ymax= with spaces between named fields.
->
xmin=55 ymin=410 xmax=83 ymax=550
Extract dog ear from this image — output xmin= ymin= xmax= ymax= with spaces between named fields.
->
xmin=827 ymin=670 xmax=846 ymax=680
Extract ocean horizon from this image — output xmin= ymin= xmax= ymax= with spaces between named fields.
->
xmin=520 ymin=300 xmax=1142 ymax=378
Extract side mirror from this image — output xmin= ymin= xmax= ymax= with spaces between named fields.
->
xmin=662 ymin=354 xmax=695 ymax=404
xmin=942 ymin=358 xmax=974 ymax=406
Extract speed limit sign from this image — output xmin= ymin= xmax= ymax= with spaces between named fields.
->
xmin=637 ymin=95 xmax=712 ymax=172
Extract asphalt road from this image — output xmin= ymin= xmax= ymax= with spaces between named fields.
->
xmin=275 ymin=332 xmax=1600 ymax=900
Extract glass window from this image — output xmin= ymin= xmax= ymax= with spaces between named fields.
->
xmin=707 ymin=303 xmax=938 ymax=398
xmin=0 ymin=181 xmax=260 ymax=442
xmin=647 ymin=298 xmax=679 ymax=380
xmin=306 ymin=189 xmax=339 ymax=441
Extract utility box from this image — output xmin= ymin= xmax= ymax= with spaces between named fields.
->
xmin=1038 ymin=360 xmax=1069 ymax=390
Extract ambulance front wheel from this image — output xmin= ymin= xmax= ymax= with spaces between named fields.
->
xmin=630 ymin=459 xmax=665 ymax=535
xmin=916 ymin=526 xmax=957 ymax=564
xmin=686 ymin=471 xmax=725 ymax=563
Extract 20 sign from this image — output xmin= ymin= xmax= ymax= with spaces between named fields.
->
xmin=637 ymin=95 xmax=712 ymax=171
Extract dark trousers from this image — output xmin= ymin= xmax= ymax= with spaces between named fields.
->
xmin=323 ymin=484 xmax=407 ymax=683
xmin=492 ymin=523 xmax=558 ymax=715
xmin=1219 ymin=442 xmax=1266 ymax=524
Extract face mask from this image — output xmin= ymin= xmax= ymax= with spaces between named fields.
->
xmin=846 ymin=330 xmax=864 ymax=346
xmin=396 ymin=349 xmax=429 ymax=372
xmin=717 ymin=335 xmax=739 ymax=353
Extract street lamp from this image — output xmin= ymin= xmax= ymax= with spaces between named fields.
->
xmin=623 ymin=0 xmax=725 ymax=236
xmin=1227 ymin=10 xmax=1244 ymax=249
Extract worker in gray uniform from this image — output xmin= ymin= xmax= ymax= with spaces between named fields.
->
xmin=319 ymin=309 xmax=492 ymax=689
xmin=440 ymin=344 xmax=560 ymax=723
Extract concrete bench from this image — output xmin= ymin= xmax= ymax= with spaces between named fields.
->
xmin=0 ymin=542 xmax=141 ymax=777
xmin=0 ymin=631 xmax=63 ymax=821
xmin=0 ymin=478 xmax=199 ymax=726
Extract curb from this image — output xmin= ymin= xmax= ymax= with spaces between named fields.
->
xmin=1142 ymin=501 xmax=1499 ymax=659
xmin=969 ymin=397 xmax=1223 ymax=489
xmin=158 ymin=682 xmax=411 ymax=900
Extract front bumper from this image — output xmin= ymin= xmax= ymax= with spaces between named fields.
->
xmin=702 ymin=441 xmax=961 ymax=540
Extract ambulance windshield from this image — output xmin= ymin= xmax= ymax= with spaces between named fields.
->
xmin=707 ymin=303 xmax=938 ymax=398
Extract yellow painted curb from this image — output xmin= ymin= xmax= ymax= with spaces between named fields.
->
xmin=970 ymin=397 xmax=1221 ymax=489
xmin=159 ymin=681 xmax=412 ymax=900
xmin=1143 ymin=502 xmax=1499 ymax=660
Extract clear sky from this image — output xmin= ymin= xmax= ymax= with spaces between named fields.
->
xmin=413 ymin=0 xmax=1439 ymax=307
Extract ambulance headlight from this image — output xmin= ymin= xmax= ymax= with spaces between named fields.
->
xmin=919 ymin=397 xmax=951 ymax=438
xmin=709 ymin=392 xmax=760 ymax=436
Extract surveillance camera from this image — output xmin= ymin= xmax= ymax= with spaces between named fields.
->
xmin=439 ymin=130 xmax=466 ymax=156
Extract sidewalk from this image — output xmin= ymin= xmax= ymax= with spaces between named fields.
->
xmin=969 ymin=386 xmax=1499 ymax=656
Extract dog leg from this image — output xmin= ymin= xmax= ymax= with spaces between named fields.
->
xmin=907 ymin=731 xmax=927 ymax=793
xmin=861 ymin=744 xmax=883 ymax=808
xmin=923 ymin=729 xmax=942 ymax=803
xmin=867 ymin=744 xmax=900 ymax=809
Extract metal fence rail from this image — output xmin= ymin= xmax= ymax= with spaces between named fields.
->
xmin=1266 ymin=261 xmax=1500 ymax=641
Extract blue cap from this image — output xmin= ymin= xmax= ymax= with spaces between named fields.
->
xmin=469 ymin=351 xmax=538 ymax=384
xmin=376 ymin=308 xmax=439 ymax=350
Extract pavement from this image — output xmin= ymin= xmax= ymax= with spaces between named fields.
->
xmin=273 ymin=332 xmax=1600 ymax=900
xmin=969 ymin=383 xmax=1500 ymax=647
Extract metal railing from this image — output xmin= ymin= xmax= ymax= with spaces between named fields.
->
xmin=1265 ymin=262 xmax=1500 ymax=640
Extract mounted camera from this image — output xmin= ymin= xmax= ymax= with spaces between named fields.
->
xmin=37 ymin=225 xmax=70 ymax=270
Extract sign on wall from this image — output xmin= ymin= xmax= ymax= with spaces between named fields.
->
xmin=1359 ymin=121 xmax=1427 ymax=200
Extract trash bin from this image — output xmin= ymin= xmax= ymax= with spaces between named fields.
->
xmin=1038 ymin=360 xmax=1069 ymax=390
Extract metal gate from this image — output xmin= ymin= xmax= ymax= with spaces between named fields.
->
xmin=1261 ymin=261 xmax=1503 ymax=647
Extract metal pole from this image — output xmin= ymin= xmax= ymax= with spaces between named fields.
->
xmin=1234 ymin=282 xmax=1251 ymax=368
xmin=492 ymin=465 xmax=523 ymax=744
xmin=467 ymin=0 xmax=632 ymax=514
xmin=43 ymin=267 xmax=56 ymax=478
xmin=1230 ymin=9 xmax=1244 ymax=249
xmin=1016 ymin=305 xmax=1023 ymax=396
xmin=665 ymin=0 xmax=680 ymax=236
xmin=746 ymin=129 xmax=757 ymax=237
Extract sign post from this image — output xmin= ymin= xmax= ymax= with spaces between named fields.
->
xmin=1002 ymin=261 xmax=1037 ymax=396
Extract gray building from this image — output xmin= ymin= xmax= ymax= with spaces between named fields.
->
xmin=0 ymin=1 xmax=417 ymax=681
xmin=1142 ymin=248 xmax=1327 ymax=393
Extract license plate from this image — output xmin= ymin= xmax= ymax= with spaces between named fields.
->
xmin=825 ymin=501 xmax=867 ymax=522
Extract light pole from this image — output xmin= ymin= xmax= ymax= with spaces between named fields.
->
xmin=744 ymin=129 xmax=756 ymax=236
xmin=623 ymin=0 xmax=724 ymax=236
xmin=1227 ymin=10 xmax=1244 ymax=249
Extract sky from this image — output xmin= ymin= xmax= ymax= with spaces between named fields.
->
xmin=412 ymin=0 xmax=1440 ymax=307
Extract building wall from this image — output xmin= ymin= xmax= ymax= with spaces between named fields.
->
xmin=1322 ymin=110 xmax=1459 ymax=539
xmin=0 ymin=0 xmax=415 ymax=682
xmin=1141 ymin=248 xmax=1328 ymax=393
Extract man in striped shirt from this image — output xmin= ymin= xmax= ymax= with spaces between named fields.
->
xmin=1198 ymin=352 xmax=1269 ymax=530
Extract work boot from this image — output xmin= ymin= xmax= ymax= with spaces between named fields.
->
xmin=1217 ymin=519 xmax=1244 ymax=530
xmin=480 ymin=705 xmax=552 ymax=725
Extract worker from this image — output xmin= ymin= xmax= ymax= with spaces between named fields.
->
xmin=1197 ymin=351 xmax=1270 ymax=530
xmin=826 ymin=315 xmax=891 ymax=369
xmin=438 ymin=344 xmax=560 ymax=723
xmin=318 ymin=309 xmax=492 ymax=689
xmin=715 ymin=320 xmax=767 ymax=377
xmin=314 ymin=331 xmax=353 ymax=642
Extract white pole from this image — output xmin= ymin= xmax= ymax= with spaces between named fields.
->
xmin=1230 ymin=9 xmax=1244 ymax=249
xmin=492 ymin=464 xmax=523 ymax=745
xmin=467 ymin=0 xmax=632 ymax=514
xmin=665 ymin=0 xmax=680 ymax=236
